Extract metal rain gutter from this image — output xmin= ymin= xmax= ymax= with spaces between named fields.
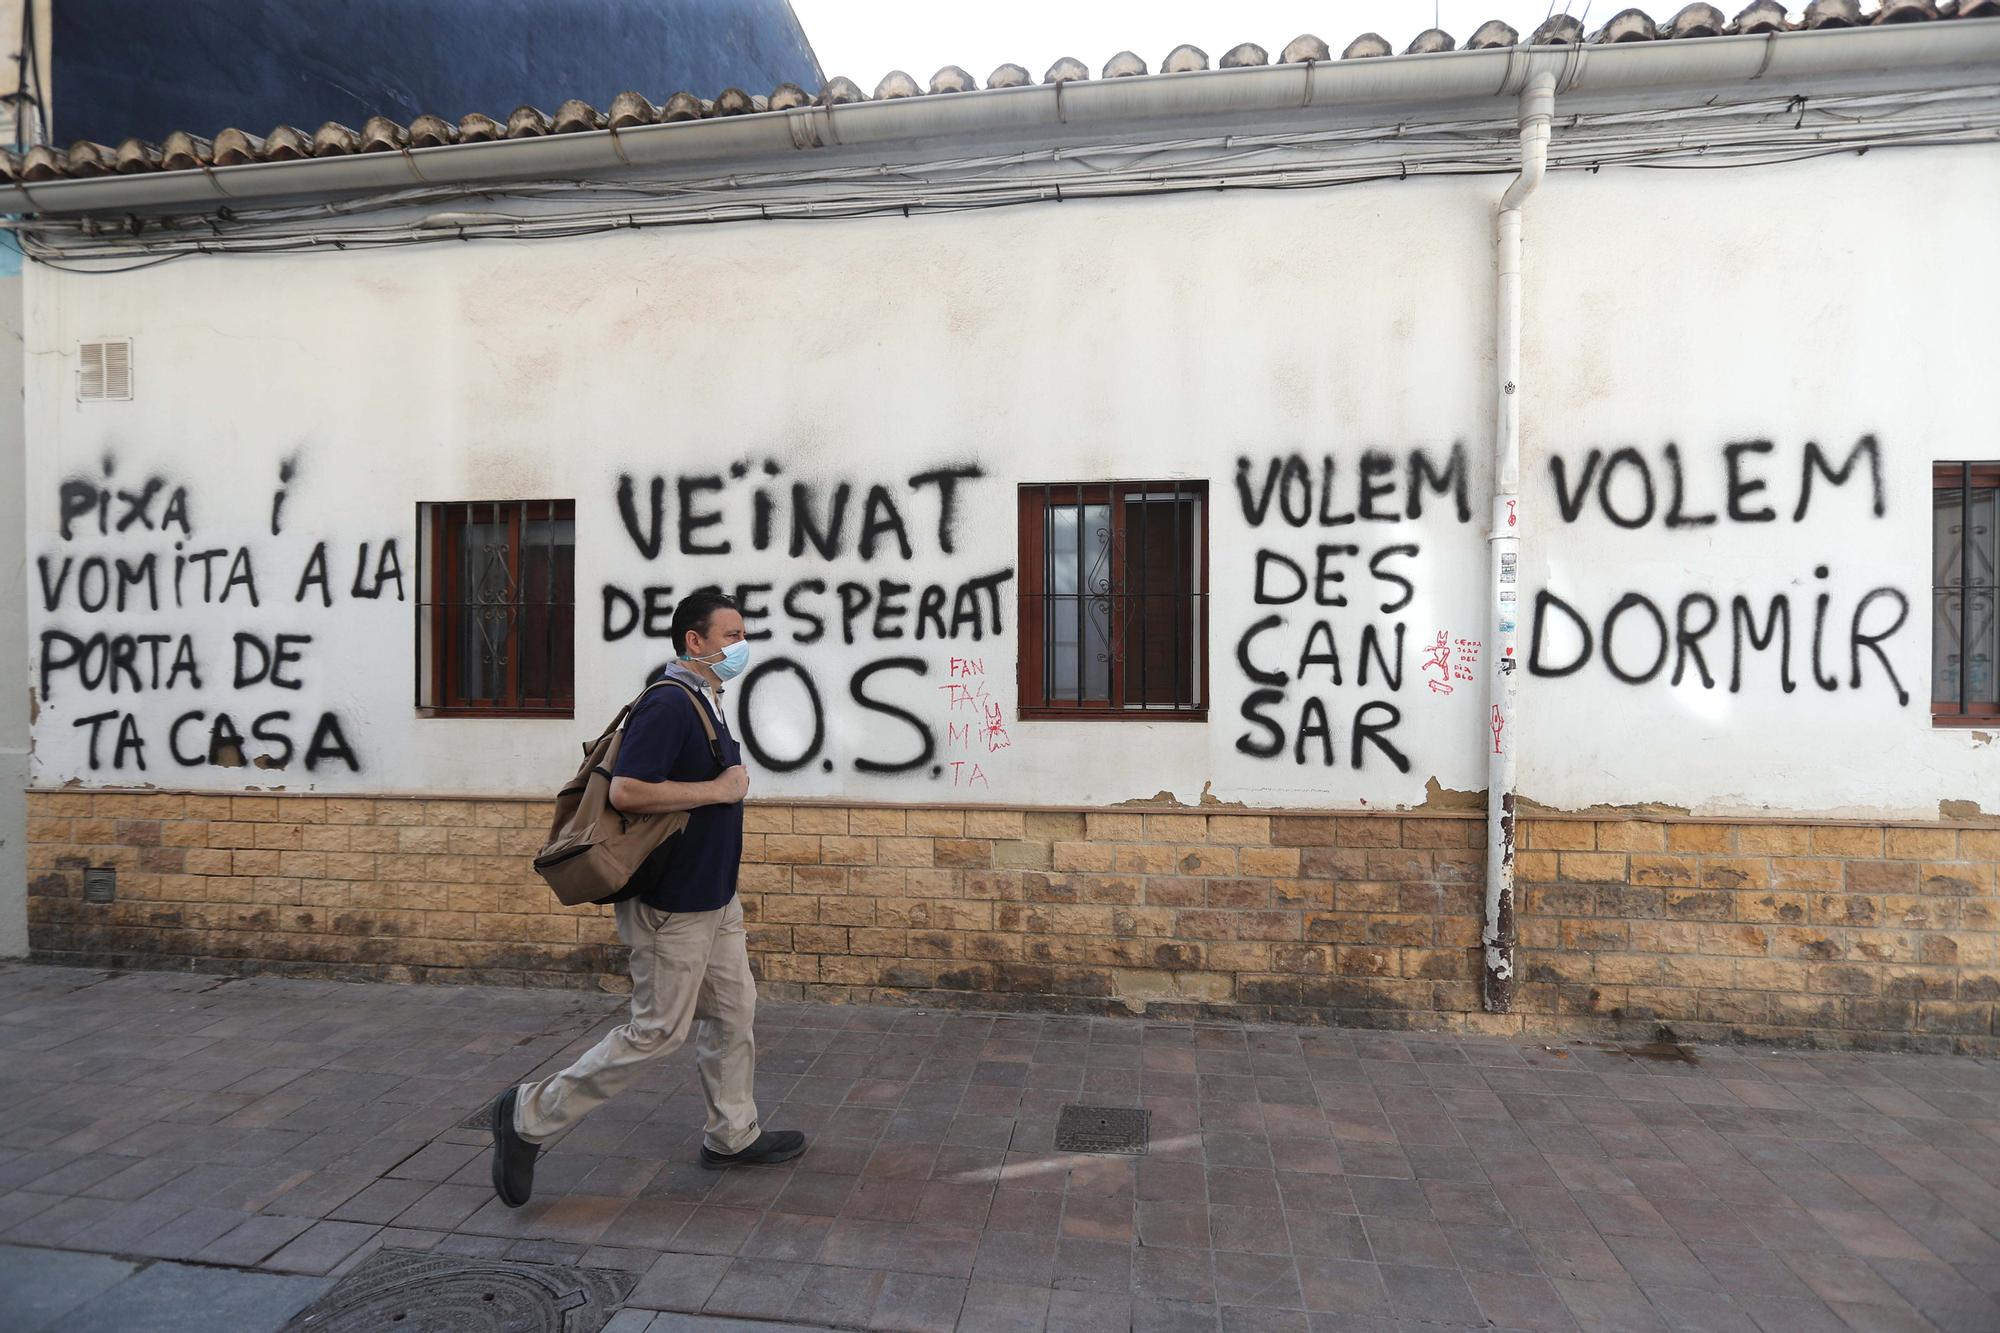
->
xmin=5 ymin=21 xmax=1998 ymax=217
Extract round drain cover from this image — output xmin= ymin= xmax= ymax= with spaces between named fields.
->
xmin=283 ymin=1250 xmax=632 ymax=1333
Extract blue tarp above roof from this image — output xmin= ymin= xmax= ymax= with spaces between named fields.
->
xmin=50 ymin=0 xmax=823 ymax=146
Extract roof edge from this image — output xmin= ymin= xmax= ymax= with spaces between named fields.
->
xmin=8 ymin=22 xmax=1999 ymax=218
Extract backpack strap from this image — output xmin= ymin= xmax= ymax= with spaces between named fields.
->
xmin=595 ymin=673 xmax=729 ymax=771
xmin=652 ymin=677 xmax=727 ymax=775
xmin=615 ymin=674 xmax=726 ymax=775
xmin=584 ymin=680 xmax=661 ymax=757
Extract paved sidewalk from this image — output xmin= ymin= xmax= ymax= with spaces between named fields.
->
xmin=1 ymin=963 xmax=1997 ymax=1332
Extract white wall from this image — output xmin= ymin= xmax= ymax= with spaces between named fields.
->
xmin=20 ymin=144 xmax=2000 ymax=819
xmin=0 ymin=0 xmax=51 ymax=957
xmin=1 ymin=254 xmax=24 ymax=957
xmin=1516 ymin=153 xmax=2000 ymax=817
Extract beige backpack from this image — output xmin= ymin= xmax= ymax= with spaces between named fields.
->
xmin=534 ymin=676 xmax=723 ymax=906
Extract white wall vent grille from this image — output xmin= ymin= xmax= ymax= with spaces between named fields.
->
xmin=78 ymin=339 xmax=133 ymax=402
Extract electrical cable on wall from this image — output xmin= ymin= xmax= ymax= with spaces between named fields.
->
xmin=14 ymin=85 xmax=1999 ymax=270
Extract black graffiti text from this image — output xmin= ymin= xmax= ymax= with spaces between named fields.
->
xmin=59 ymin=469 xmax=193 ymax=541
xmin=603 ymin=570 xmax=1014 ymax=646
xmin=36 ymin=545 xmax=266 ymax=613
xmin=66 ymin=707 xmax=359 ymax=773
xmin=1251 ymin=543 xmax=1420 ymax=614
xmin=1236 ymin=692 xmax=1411 ymax=773
xmin=292 ymin=540 xmax=406 ymax=607
xmin=38 ymin=630 xmax=203 ymax=700
xmin=617 ymin=463 xmax=984 ymax=562
xmin=1235 ymin=446 xmax=1472 ymax=528
xmin=1527 ymin=570 xmax=1910 ymax=705
xmin=722 ymin=655 xmax=944 ymax=779
xmin=1548 ymin=436 xmax=1885 ymax=529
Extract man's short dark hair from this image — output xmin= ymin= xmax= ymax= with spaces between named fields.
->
xmin=669 ymin=589 xmax=739 ymax=657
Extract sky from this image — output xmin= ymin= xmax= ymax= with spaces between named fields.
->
xmin=796 ymin=1 xmax=1598 ymax=88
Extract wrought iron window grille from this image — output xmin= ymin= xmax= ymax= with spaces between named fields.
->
xmin=1017 ymin=481 xmax=1209 ymax=720
xmin=416 ymin=499 xmax=577 ymax=717
xmin=1934 ymin=462 xmax=1998 ymax=725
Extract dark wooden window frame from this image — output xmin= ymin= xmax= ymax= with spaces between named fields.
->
xmin=1016 ymin=481 xmax=1210 ymax=721
xmin=417 ymin=499 xmax=576 ymax=719
xmin=1934 ymin=461 xmax=1999 ymax=726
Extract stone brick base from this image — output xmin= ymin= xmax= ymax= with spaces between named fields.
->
xmin=23 ymin=791 xmax=2000 ymax=1051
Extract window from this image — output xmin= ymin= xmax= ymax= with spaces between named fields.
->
xmin=1934 ymin=462 xmax=1997 ymax=724
xmin=418 ymin=500 xmax=576 ymax=716
xmin=1017 ymin=482 xmax=1207 ymax=719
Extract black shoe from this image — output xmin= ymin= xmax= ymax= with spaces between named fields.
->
xmin=490 ymin=1087 xmax=540 ymax=1208
xmin=700 ymin=1129 xmax=807 ymax=1170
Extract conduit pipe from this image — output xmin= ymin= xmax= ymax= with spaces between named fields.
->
xmin=3 ymin=21 xmax=1997 ymax=217
xmin=1482 ymin=72 xmax=1554 ymax=1015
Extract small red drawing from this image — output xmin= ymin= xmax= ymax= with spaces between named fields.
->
xmin=1506 ymin=500 xmax=1518 ymax=527
xmin=1490 ymin=705 xmax=1505 ymax=754
xmin=1423 ymin=631 xmax=1454 ymax=696
xmin=980 ymin=700 xmax=1013 ymax=753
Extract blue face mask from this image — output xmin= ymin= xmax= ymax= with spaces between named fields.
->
xmin=690 ymin=641 xmax=751 ymax=681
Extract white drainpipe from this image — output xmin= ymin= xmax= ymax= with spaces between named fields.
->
xmin=1483 ymin=71 xmax=1554 ymax=1014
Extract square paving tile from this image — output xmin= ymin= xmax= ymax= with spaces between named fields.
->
xmin=0 ymin=1243 xmax=140 ymax=1333
xmin=57 ymin=1259 xmax=330 ymax=1333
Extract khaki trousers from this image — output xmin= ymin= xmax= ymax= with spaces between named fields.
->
xmin=514 ymin=896 xmax=760 ymax=1153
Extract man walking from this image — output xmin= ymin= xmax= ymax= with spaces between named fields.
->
xmin=490 ymin=590 xmax=805 ymax=1207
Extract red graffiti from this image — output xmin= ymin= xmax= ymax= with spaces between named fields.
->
xmin=1423 ymin=631 xmax=1454 ymax=696
xmin=980 ymin=700 xmax=1012 ymax=753
xmin=1506 ymin=499 xmax=1517 ymax=527
xmin=1453 ymin=637 xmax=1480 ymax=683
xmin=1490 ymin=705 xmax=1505 ymax=754
xmin=937 ymin=658 xmax=1006 ymax=791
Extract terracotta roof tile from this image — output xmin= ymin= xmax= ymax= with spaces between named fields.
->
xmin=11 ymin=4 xmax=1996 ymax=183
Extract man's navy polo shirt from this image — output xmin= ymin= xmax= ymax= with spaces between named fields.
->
xmin=611 ymin=663 xmax=743 ymax=913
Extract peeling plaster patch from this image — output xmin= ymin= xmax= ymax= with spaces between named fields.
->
xmin=1971 ymin=731 xmax=1993 ymax=746
xmin=1113 ymin=783 xmax=1249 ymax=809
xmin=1414 ymin=776 xmax=1484 ymax=812
xmin=1408 ymin=776 xmax=1692 ymax=819
xmin=1114 ymin=791 xmax=1188 ymax=808
xmin=1940 ymin=799 xmax=1990 ymax=820
xmin=1516 ymin=794 xmax=1694 ymax=818
xmin=1197 ymin=782 xmax=1247 ymax=809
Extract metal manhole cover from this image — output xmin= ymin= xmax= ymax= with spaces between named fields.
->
xmin=1055 ymin=1103 xmax=1150 ymax=1155
xmin=281 ymin=1249 xmax=634 ymax=1333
